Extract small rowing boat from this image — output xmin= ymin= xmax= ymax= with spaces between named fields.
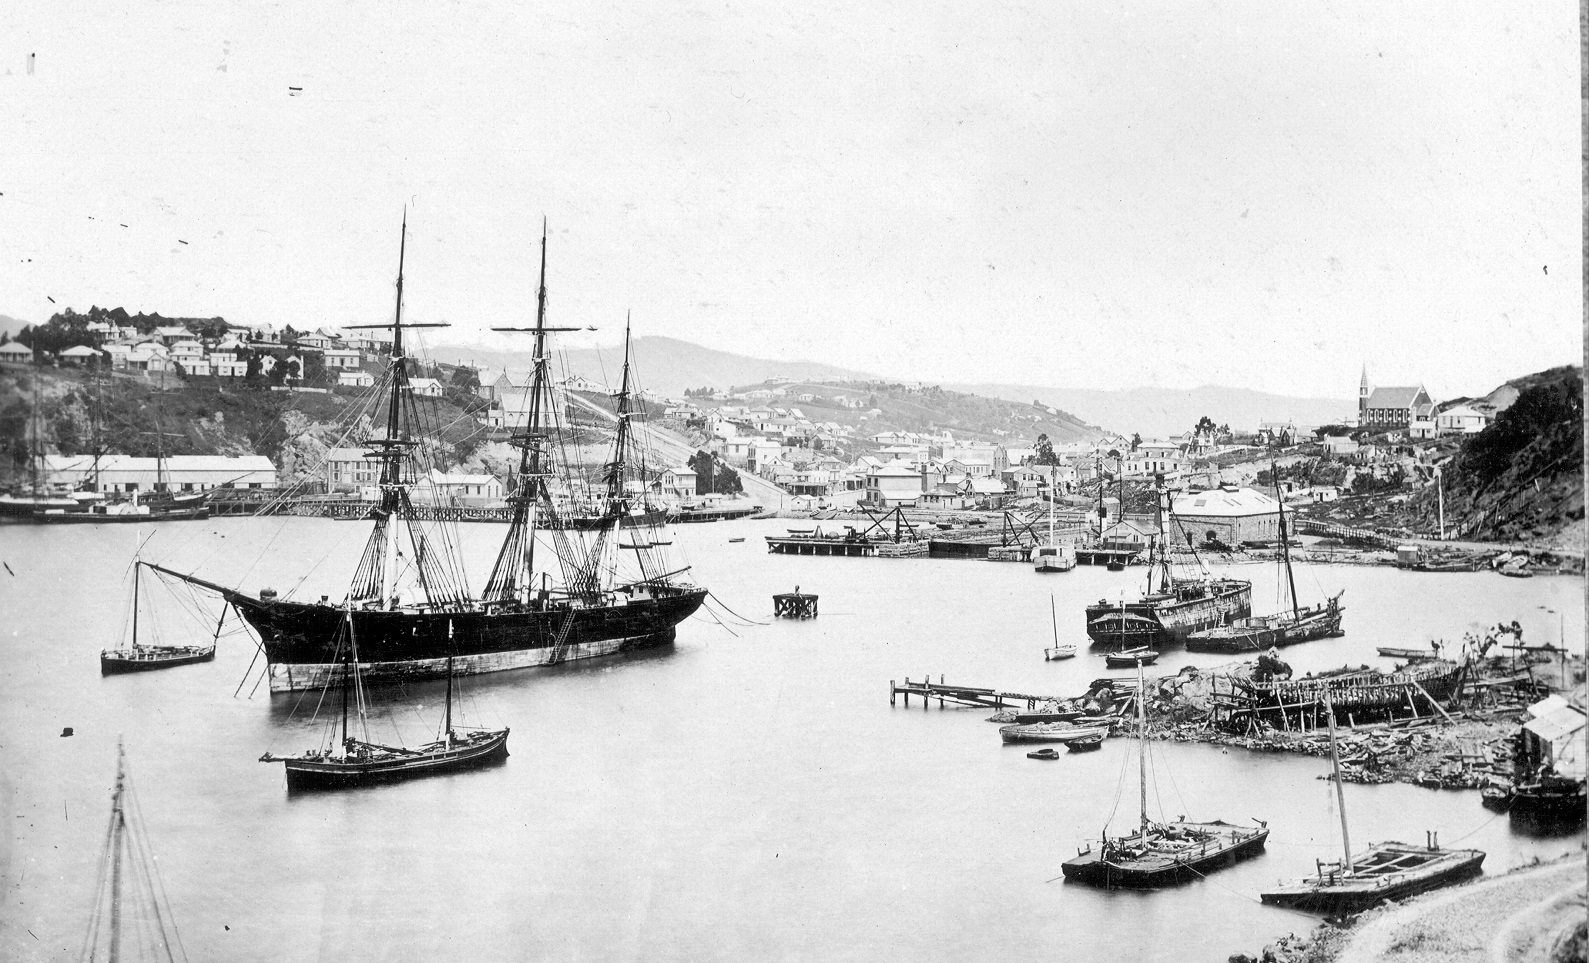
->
xmin=1105 ymin=647 xmax=1159 ymax=669
xmin=1000 ymin=723 xmax=1109 ymax=745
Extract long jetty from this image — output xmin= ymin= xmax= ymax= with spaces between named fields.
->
xmin=890 ymin=677 xmax=1067 ymax=710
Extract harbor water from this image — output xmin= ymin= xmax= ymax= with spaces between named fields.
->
xmin=1 ymin=517 xmax=1583 ymax=961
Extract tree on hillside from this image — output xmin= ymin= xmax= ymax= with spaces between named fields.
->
xmin=1033 ymin=433 xmax=1059 ymax=465
xmin=1193 ymin=415 xmax=1217 ymax=436
xmin=687 ymin=449 xmax=742 ymax=495
xmin=1460 ymin=378 xmax=1584 ymax=485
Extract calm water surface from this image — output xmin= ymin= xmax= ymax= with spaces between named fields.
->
xmin=1 ymin=517 xmax=1583 ymax=961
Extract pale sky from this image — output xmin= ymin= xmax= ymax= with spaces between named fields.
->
xmin=2 ymin=2 xmax=1580 ymax=399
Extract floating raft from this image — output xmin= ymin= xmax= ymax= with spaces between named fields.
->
xmin=773 ymin=591 xmax=818 ymax=619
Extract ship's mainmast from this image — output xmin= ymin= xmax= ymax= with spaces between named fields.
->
xmin=483 ymin=220 xmax=590 ymax=604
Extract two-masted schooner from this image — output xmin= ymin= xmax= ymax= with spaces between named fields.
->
xmin=150 ymin=219 xmax=707 ymax=692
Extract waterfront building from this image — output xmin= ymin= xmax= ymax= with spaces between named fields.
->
xmin=324 ymin=447 xmax=381 ymax=490
xmin=862 ymin=461 xmax=925 ymax=508
xmin=42 ymin=454 xmax=276 ymax=492
xmin=1171 ymin=485 xmax=1282 ymax=547
xmin=423 ymin=469 xmax=505 ymax=506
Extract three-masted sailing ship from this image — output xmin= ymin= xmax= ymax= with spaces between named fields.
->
xmin=1062 ymin=662 xmax=1269 ymax=887
xmin=149 ymin=219 xmax=706 ymax=692
xmin=1084 ymin=476 xmax=1251 ymax=646
xmin=1185 ymin=464 xmax=1343 ymax=653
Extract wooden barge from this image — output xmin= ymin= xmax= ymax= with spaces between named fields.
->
xmin=1260 ymin=838 xmax=1484 ymax=913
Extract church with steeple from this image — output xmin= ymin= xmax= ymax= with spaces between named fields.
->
xmin=1358 ymin=366 xmax=1436 ymax=432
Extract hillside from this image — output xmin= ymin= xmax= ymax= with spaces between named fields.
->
xmin=1401 ymin=367 xmax=1583 ymax=549
xmin=947 ymin=381 xmax=1354 ymax=438
xmin=0 ymin=366 xmax=493 ymax=489
xmin=706 ymin=379 xmax=1103 ymax=446
xmin=429 ymin=335 xmax=882 ymax=398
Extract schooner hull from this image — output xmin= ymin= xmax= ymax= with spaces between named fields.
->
xmin=1184 ymin=597 xmax=1345 ymax=653
xmin=227 ymin=589 xmax=708 ymax=692
xmin=1085 ymin=580 xmax=1251 ymax=646
xmin=280 ymin=731 xmax=511 ymax=790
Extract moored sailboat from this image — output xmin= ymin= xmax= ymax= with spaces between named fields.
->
xmin=261 ymin=610 xmax=509 ymax=790
xmin=1062 ymin=663 xmax=1269 ymax=887
xmin=144 ymin=219 xmax=706 ymax=692
xmin=1186 ymin=463 xmax=1343 ymax=653
xmin=1260 ymin=687 xmax=1484 ymax=913
xmin=100 ymin=559 xmax=216 ymax=674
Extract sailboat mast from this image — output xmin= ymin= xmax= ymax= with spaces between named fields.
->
xmin=605 ymin=317 xmax=635 ymax=513
xmin=131 ymin=562 xmax=141 ymax=647
xmin=444 ymin=655 xmax=453 ymax=738
xmin=1273 ymin=461 xmax=1299 ymax=620
xmin=108 ymin=743 xmax=126 ymax=963
xmin=1323 ymin=687 xmax=1353 ymax=872
xmin=1137 ymin=659 xmax=1149 ymax=837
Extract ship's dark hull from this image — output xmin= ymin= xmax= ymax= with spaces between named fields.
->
xmin=560 ymin=509 xmax=669 ymax=530
xmin=1062 ymin=824 xmax=1269 ymax=888
xmin=37 ymin=505 xmax=210 ymax=524
xmin=1185 ymin=596 xmax=1345 ymax=653
xmin=100 ymin=646 xmax=217 ymax=674
xmin=1085 ymin=579 xmax=1252 ymax=646
xmin=1260 ymin=845 xmax=1484 ymax=914
xmin=230 ymin=587 xmax=709 ymax=692
xmin=279 ymin=730 xmax=510 ymax=790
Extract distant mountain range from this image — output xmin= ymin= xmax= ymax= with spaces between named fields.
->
xmin=430 ymin=336 xmax=879 ymax=397
xmin=0 ymin=315 xmax=30 ymax=339
xmin=431 ymin=336 xmax=1353 ymax=437
xmin=945 ymin=383 xmax=1355 ymax=439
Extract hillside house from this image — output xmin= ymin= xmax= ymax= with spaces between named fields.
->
xmin=324 ymin=348 xmax=362 ymax=370
xmin=58 ymin=345 xmax=100 ymax=366
xmin=409 ymin=377 xmax=444 ymax=398
xmin=1436 ymin=405 xmax=1489 ymax=435
xmin=337 ymin=369 xmax=376 ymax=388
xmin=1124 ymin=442 xmax=1184 ymax=479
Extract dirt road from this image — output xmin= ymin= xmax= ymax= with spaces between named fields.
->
xmin=1330 ymin=855 xmax=1586 ymax=963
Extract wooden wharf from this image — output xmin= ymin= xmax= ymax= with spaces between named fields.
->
xmin=1292 ymin=518 xmax=1399 ymax=549
xmin=773 ymin=591 xmax=818 ymax=619
xmin=890 ymin=677 xmax=1064 ymax=710
xmin=1075 ymin=547 xmax=1139 ymax=566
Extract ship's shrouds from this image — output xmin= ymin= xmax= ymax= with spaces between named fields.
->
xmin=146 ymin=218 xmax=705 ymax=691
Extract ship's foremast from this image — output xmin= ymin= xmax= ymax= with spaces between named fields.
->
xmin=342 ymin=213 xmax=467 ymax=610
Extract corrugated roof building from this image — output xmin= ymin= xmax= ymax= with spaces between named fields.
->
xmin=1171 ymin=486 xmax=1281 ymax=547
